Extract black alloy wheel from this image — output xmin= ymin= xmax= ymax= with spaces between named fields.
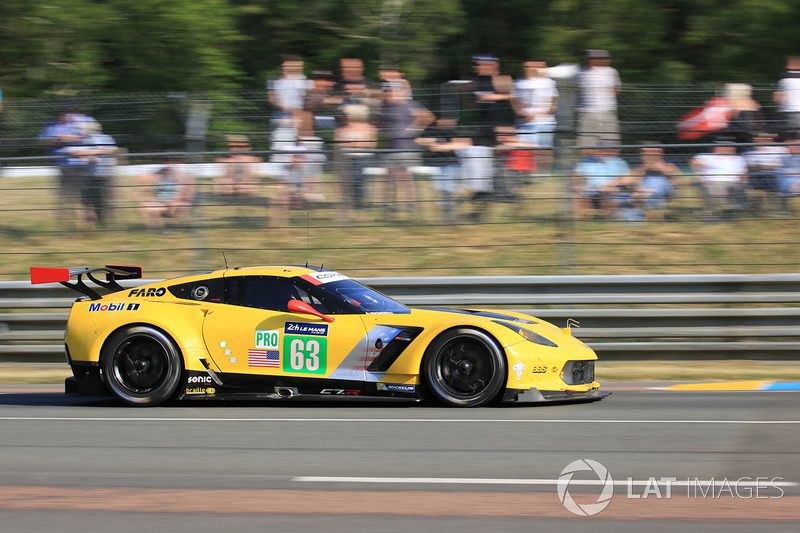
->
xmin=423 ymin=328 xmax=506 ymax=407
xmin=102 ymin=326 xmax=183 ymax=406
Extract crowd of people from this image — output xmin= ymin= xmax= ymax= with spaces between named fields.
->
xmin=35 ymin=51 xmax=800 ymax=228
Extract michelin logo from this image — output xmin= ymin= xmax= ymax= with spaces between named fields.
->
xmin=377 ymin=383 xmax=416 ymax=393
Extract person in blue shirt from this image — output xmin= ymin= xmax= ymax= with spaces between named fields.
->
xmin=572 ymin=147 xmax=630 ymax=218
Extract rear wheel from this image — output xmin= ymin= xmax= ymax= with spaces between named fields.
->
xmin=102 ymin=326 xmax=183 ymax=406
xmin=423 ymin=328 xmax=506 ymax=407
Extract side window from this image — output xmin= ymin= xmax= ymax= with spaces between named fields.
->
xmin=168 ymin=278 xmax=225 ymax=303
xmin=241 ymin=277 xmax=299 ymax=312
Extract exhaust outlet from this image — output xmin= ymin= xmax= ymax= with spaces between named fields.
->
xmin=275 ymin=387 xmax=297 ymax=399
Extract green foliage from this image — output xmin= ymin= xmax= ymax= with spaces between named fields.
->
xmin=2 ymin=0 xmax=800 ymax=97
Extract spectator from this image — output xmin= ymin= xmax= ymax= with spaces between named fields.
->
xmin=629 ymin=143 xmax=684 ymax=219
xmin=379 ymin=80 xmax=435 ymax=215
xmin=379 ymin=68 xmax=412 ymax=98
xmin=690 ymin=136 xmax=749 ymax=218
xmin=136 ymin=158 xmax=195 ymax=231
xmin=513 ymin=60 xmax=558 ymax=174
xmin=334 ymin=104 xmax=378 ymax=218
xmin=38 ymin=112 xmax=89 ymax=229
xmin=493 ymin=126 xmax=536 ymax=203
xmin=745 ymin=131 xmax=788 ymax=212
xmin=470 ymin=55 xmax=515 ymax=146
xmin=778 ymin=132 xmax=800 ymax=206
xmin=725 ymin=83 xmax=764 ymax=145
xmin=301 ymin=71 xmax=338 ymax=137
xmin=417 ymin=117 xmax=472 ymax=223
xmin=71 ymin=120 xmax=118 ymax=229
xmin=268 ymin=55 xmax=311 ymax=131
xmin=214 ymin=135 xmax=263 ymax=196
xmin=332 ymin=58 xmax=374 ymax=115
xmin=577 ymin=49 xmax=621 ymax=147
xmin=773 ymin=56 xmax=800 ymax=135
xmin=571 ymin=147 xmax=630 ymax=218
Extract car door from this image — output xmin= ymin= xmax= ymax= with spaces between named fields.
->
xmin=201 ymin=275 xmax=368 ymax=381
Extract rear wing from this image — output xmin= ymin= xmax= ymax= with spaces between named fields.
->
xmin=30 ymin=265 xmax=143 ymax=300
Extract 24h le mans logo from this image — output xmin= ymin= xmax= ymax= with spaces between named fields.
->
xmin=557 ymin=459 xmax=614 ymax=516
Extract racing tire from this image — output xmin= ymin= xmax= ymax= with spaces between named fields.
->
xmin=102 ymin=326 xmax=183 ymax=406
xmin=423 ymin=328 xmax=506 ymax=407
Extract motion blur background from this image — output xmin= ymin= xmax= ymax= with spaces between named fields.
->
xmin=1 ymin=0 xmax=800 ymax=280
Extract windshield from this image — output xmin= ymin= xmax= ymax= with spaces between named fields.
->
xmin=299 ymin=277 xmax=410 ymax=315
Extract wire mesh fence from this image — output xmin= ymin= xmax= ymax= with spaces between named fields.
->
xmin=1 ymin=83 xmax=799 ymax=279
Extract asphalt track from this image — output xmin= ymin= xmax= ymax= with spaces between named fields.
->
xmin=0 ymin=384 xmax=798 ymax=532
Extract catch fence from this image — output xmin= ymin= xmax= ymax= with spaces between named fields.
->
xmin=0 ymin=84 xmax=798 ymax=279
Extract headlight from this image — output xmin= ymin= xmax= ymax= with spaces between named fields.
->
xmin=494 ymin=321 xmax=558 ymax=347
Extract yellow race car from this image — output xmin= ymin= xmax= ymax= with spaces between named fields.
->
xmin=31 ymin=265 xmax=609 ymax=407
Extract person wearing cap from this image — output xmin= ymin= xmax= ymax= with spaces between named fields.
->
xmin=214 ymin=135 xmax=263 ymax=196
xmin=577 ymin=49 xmax=621 ymax=147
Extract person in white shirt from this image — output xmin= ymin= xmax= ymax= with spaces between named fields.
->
xmin=268 ymin=55 xmax=312 ymax=131
xmin=577 ymin=49 xmax=621 ymax=147
xmin=513 ymin=60 xmax=558 ymax=174
xmin=690 ymin=138 xmax=750 ymax=217
xmin=774 ymin=56 xmax=800 ymax=134
xmin=744 ymin=131 xmax=789 ymax=212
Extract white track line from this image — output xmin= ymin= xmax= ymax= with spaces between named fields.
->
xmin=0 ymin=417 xmax=799 ymax=424
xmin=291 ymin=476 xmax=799 ymax=487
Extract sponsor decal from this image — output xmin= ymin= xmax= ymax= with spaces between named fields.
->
xmin=532 ymin=365 xmax=547 ymax=374
xmin=377 ymin=383 xmax=416 ymax=393
xmin=186 ymin=387 xmax=216 ymax=395
xmin=89 ymin=302 xmax=120 ymax=312
xmin=285 ymin=321 xmax=328 ymax=336
xmin=300 ymin=271 xmax=349 ymax=285
xmin=128 ymin=287 xmax=167 ymax=298
xmin=187 ymin=376 xmax=213 ymax=384
xmin=283 ymin=336 xmax=327 ymax=374
xmin=512 ymin=361 xmax=525 ymax=381
xmin=248 ymin=349 xmax=280 ymax=368
xmin=320 ymin=389 xmax=360 ymax=395
xmin=255 ymin=330 xmax=280 ymax=349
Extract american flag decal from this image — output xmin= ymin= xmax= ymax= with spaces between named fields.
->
xmin=248 ymin=349 xmax=280 ymax=367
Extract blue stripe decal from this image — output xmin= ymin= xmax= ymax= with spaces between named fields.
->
xmin=761 ymin=382 xmax=800 ymax=391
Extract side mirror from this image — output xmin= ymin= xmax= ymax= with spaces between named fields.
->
xmin=287 ymin=299 xmax=335 ymax=323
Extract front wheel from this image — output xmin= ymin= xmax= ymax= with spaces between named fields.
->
xmin=423 ymin=328 xmax=506 ymax=407
xmin=102 ymin=326 xmax=183 ymax=406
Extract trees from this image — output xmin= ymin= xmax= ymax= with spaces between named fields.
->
xmin=1 ymin=0 xmax=799 ymax=97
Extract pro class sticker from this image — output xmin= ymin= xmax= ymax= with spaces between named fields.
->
xmin=255 ymin=329 xmax=280 ymax=349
